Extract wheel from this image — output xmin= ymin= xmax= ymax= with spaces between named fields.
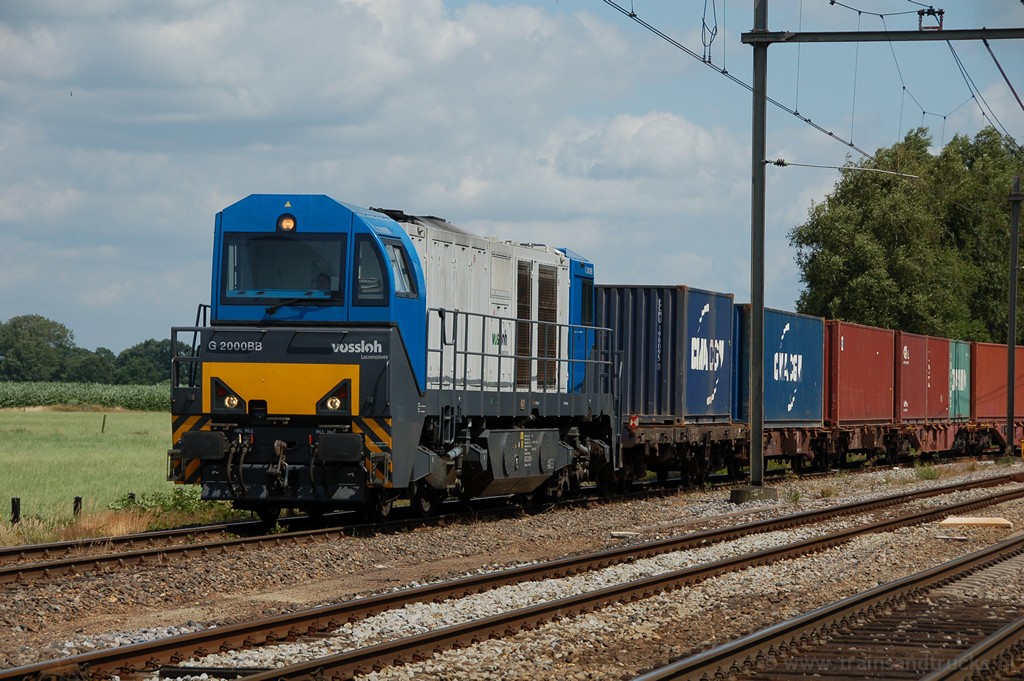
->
xmin=255 ymin=505 xmax=281 ymax=525
xmin=543 ymin=469 xmax=578 ymax=502
xmin=409 ymin=481 xmax=441 ymax=518
xmin=365 ymin=490 xmax=394 ymax=522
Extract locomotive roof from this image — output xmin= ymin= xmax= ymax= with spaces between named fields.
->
xmin=370 ymin=207 xmax=476 ymax=237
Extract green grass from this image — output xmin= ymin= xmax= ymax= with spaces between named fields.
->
xmin=913 ymin=462 xmax=941 ymax=480
xmin=0 ymin=410 xmax=177 ymax=522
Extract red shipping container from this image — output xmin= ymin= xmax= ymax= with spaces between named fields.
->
xmin=926 ymin=336 xmax=950 ymax=421
xmin=970 ymin=342 xmax=1024 ymax=420
xmin=825 ymin=321 xmax=894 ymax=424
xmin=894 ymin=332 xmax=928 ymax=422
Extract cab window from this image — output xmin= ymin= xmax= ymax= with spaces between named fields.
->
xmin=385 ymin=239 xmax=417 ymax=298
xmin=353 ymin=235 xmax=388 ymax=306
xmin=581 ymin=279 xmax=594 ymax=325
xmin=222 ymin=232 xmax=345 ymax=304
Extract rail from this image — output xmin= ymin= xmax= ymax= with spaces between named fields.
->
xmin=5 ymin=474 xmax=1019 ymax=680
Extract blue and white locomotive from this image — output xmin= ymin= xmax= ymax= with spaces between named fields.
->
xmin=168 ymin=195 xmax=618 ymax=520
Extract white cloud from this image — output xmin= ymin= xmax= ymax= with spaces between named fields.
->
xmin=0 ymin=0 xmax=1018 ymax=350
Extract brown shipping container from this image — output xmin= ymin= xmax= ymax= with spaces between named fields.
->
xmin=825 ymin=321 xmax=894 ymax=424
xmin=926 ymin=336 xmax=951 ymax=421
xmin=970 ymin=342 xmax=1024 ymax=420
xmin=894 ymin=332 xmax=928 ymax=422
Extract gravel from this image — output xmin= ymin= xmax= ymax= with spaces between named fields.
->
xmin=1 ymin=460 xmax=1021 ymax=675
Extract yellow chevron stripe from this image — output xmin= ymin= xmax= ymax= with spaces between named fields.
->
xmin=353 ymin=418 xmax=391 ymax=452
xmin=365 ymin=418 xmax=392 ymax=449
xmin=184 ymin=458 xmax=201 ymax=484
xmin=353 ymin=422 xmax=384 ymax=453
xmin=172 ymin=415 xmax=207 ymax=446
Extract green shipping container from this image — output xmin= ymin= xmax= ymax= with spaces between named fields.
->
xmin=949 ymin=340 xmax=970 ymax=421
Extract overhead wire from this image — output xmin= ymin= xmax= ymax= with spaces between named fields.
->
xmin=946 ymin=41 xmax=1024 ymax=157
xmin=828 ymin=1 xmax=919 ymax=19
xmin=766 ymin=159 xmax=920 ymax=179
xmin=701 ymin=0 xmax=718 ymax=63
xmin=605 ymin=1 xmax=1022 ymax=173
xmin=983 ymin=39 xmax=1024 ymax=116
xmin=601 ymin=0 xmax=878 ymax=162
xmin=848 ymin=6 xmax=962 ymax=147
xmin=830 ymin=2 xmax=1021 ymax=155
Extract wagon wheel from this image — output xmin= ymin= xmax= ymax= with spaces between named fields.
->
xmin=365 ymin=490 xmax=395 ymax=522
xmin=409 ymin=481 xmax=441 ymax=518
xmin=551 ymin=468 xmax=581 ymax=501
xmin=255 ymin=505 xmax=281 ymax=525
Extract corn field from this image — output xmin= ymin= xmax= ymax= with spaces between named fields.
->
xmin=0 ymin=382 xmax=168 ymax=411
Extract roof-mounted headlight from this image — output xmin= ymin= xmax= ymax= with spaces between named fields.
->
xmin=277 ymin=214 xmax=296 ymax=232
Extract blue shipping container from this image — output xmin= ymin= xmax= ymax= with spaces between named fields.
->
xmin=595 ymin=285 xmax=733 ymax=423
xmin=732 ymin=305 xmax=824 ymax=426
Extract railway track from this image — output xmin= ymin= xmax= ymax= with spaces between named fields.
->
xmin=0 ymin=459 xmax=958 ymax=574
xmin=0 ymin=477 xmax=684 ymax=578
xmin=4 ymin=475 xmax=1023 ymax=681
xmin=0 ymin=478 xmax=788 ymax=585
xmin=636 ymin=533 xmax=1024 ymax=680
xmin=0 ymin=519 xmax=268 ymax=567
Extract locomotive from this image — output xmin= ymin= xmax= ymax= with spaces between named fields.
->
xmin=168 ymin=195 xmax=618 ymax=521
xmin=169 ymin=194 xmax=1017 ymax=521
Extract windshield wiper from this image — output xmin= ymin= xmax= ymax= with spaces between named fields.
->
xmin=265 ymin=296 xmax=327 ymax=316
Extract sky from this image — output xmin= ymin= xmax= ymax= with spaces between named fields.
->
xmin=1 ymin=1 xmax=1023 ymax=354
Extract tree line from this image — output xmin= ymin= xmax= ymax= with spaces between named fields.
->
xmin=0 ymin=314 xmax=180 ymax=385
xmin=790 ymin=126 xmax=1024 ymax=343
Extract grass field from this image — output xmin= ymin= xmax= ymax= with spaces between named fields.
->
xmin=0 ymin=409 xmax=175 ymax=522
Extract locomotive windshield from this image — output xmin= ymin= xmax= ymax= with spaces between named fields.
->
xmin=222 ymin=233 xmax=346 ymax=304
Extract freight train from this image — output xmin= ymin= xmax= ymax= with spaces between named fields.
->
xmin=168 ymin=194 xmax=1018 ymax=521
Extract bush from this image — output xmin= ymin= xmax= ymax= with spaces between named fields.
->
xmin=109 ymin=487 xmax=207 ymax=514
xmin=109 ymin=488 xmax=242 ymax=527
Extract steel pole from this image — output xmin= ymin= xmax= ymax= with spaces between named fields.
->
xmin=749 ymin=0 xmax=768 ymax=486
xmin=1011 ymin=176 xmax=1023 ymax=457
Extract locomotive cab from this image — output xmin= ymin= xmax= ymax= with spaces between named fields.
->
xmin=210 ymin=194 xmax=427 ymax=389
xmin=169 ymin=195 xmax=427 ymax=519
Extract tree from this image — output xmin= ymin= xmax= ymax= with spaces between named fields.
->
xmin=61 ymin=347 xmax=115 ymax=384
xmin=115 ymin=339 xmax=176 ymax=384
xmin=0 ymin=315 xmax=76 ymax=381
xmin=789 ymin=127 xmax=1024 ymax=341
xmin=934 ymin=127 xmax=1024 ymax=342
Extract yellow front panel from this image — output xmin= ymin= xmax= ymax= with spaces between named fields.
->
xmin=203 ymin=362 xmax=361 ymax=416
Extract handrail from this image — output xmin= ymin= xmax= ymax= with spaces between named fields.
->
xmin=425 ymin=307 xmax=613 ymax=398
